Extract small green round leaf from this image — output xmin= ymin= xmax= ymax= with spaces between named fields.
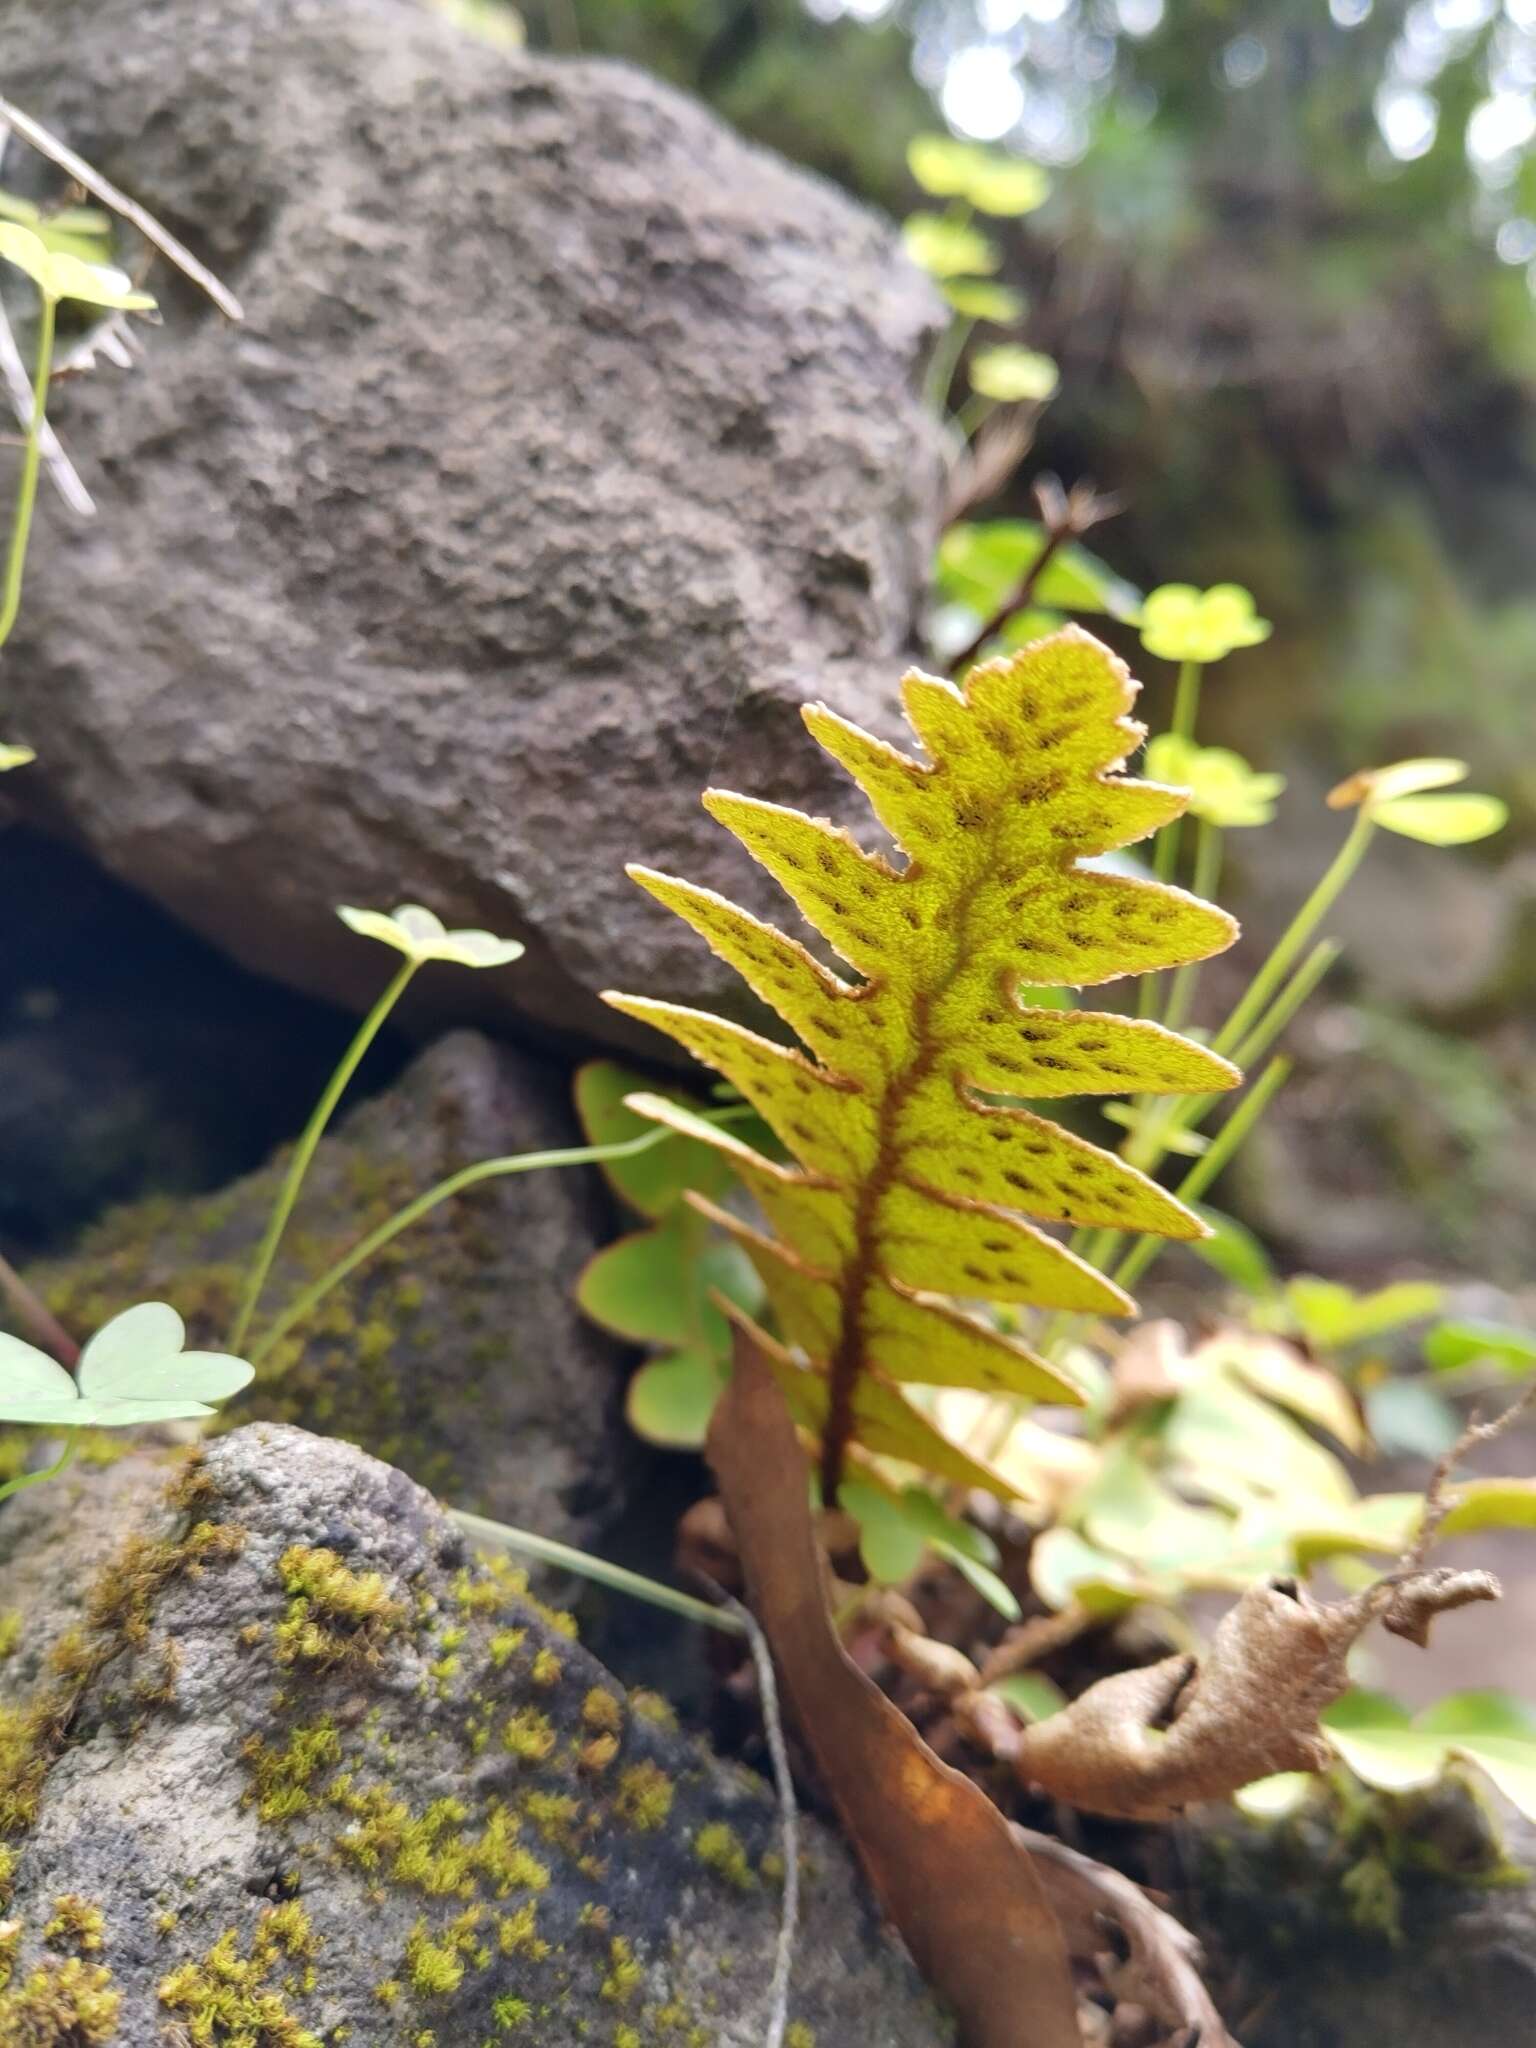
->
xmin=942 ymin=280 xmax=1026 ymax=322
xmin=572 ymin=1061 xmax=732 ymax=1216
xmin=624 ymin=1348 xmax=727 ymax=1449
xmin=1138 ymin=583 xmax=1271 ymax=664
xmin=576 ymin=1219 xmax=696 ymax=1345
xmin=902 ymin=213 xmax=1001 ymax=279
xmin=967 ymin=345 xmax=1058 ymax=403
xmin=1371 ymin=792 xmax=1508 ymax=846
xmin=988 ymin=1672 xmax=1067 ymax=1723
xmin=840 ymin=1478 xmax=927 ymax=1586
xmin=1424 ymin=1318 xmax=1536 ymax=1376
xmin=1144 ymin=733 xmax=1285 ymax=828
xmin=337 ymin=902 xmax=524 ymax=970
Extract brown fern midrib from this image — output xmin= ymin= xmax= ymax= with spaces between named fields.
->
xmin=818 ymin=840 xmax=1000 ymax=1501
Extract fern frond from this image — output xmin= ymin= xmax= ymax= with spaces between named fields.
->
xmin=607 ymin=627 xmax=1240 ymax=1497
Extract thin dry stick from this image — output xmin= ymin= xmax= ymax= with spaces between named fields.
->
xmin=0 ymin=292 xmax=93 ymax=515
xmin=1402 ymin=1377 xmax=1536 ymax=1573
xmin=716 ymin=1588 xmax=800 ymax=2048
xmin=0 ymin=1248 xmax=79 ymax=1367
xmin=0 ymin=94 xmax=244 ymax=322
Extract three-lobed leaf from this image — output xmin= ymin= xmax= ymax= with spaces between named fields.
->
xmin=0 ymin=1302 xmax=253 ymax=1428
xmin=337 ymin=901 xmax=523 ymax=970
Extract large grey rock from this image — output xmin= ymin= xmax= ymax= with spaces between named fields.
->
xmin=23 ymin=1029 xmax=631 ymax=1546
xmin=0 ymin=1424 xmax=952 ymax=2045
xmin=2 ymin=0 xmax=944 ymax=1054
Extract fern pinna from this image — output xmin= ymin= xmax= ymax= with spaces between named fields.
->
xmin=606 ymin=627 xmax=1241 ymax=1500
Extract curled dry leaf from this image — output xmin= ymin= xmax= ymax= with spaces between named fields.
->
xmin=709 ymin=1330 xmax=1083 ymax=2048
xmin=1014 ymin=1568 xmax=1499 ymax=1823
xmin=1013 ymin=1827 xmax=1238 ymax=2048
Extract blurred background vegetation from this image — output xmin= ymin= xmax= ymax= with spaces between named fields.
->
xmin=447 ymin=0 xmax=1536 ymax=1286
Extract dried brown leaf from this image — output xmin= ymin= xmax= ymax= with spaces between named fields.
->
xmin=710 ymin=1330 xmax=1082 ymax=2048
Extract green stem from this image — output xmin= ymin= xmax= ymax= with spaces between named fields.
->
xmin=1151 ymin=659 xmax=1203 ymax=888
xmin=229 ymin=956 xmax=418 ymax=1351
xmin=1161 ymin=819 xmax=1222 ymax=1033
xmin=1111 ymin=1056 xmax=1291 ymax=1297
xmin=0 ymin=1432 xmax=75 ymax=1503
xmin=249 ymin=1124 xmax=687 ymax=1367
xmin=0 ymin=289 xmax=56 ymax=651
xmin=925 ymin=313 xmax=976 ymax=415
xmin=1211 ymin=810 xmax=1375 ymax=1060
xmin=449 ymin=1507 xmax=747 ymax=1636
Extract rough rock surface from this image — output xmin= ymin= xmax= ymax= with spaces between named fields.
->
xmin=3 ymin=0 xmax=944 ymax=1054
xmin=1187 ymin=1793 xmax=1536 ymax=2047
xmin=23 ymin=1030 xmax=631 ymax=1547
xmin=0 ymin=1424 xmax=952 ymax=2045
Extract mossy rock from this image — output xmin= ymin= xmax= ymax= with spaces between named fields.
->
xmin=16 ymin=1031 xmax=633 ymax=1545
xmin=0 ymin=1423 xmax=952 ymax=2046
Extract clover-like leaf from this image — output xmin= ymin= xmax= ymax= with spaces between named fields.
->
xmin=0 ymin=742 xmax=35 ymax=772
xmin=906 ymin=135 xmax=1050 ymax=215
xmin=903 ymin=212 xmax=1001 ymax=278
xmin=1144 ymin=734 xmax=1285 ymax=828
xmin=934 ymin=520 xmax=1141 ymax=627
xmin=1138 ymin=583 xmax=1272 ymax=665
xmin=942 ymin=280 xmax=1026 ymax=322
xmin=967 ymin=344 xmax=1059 ymax=404
xmin=573 ymin=1060 xmax=734 ymax=1218
xmin=0 ymin=221 xmax=157 ymax=311
xmin=337 ymin=902 xmax=524 ymax=970
xmin=0 ymin=1303 xmax=253 ymax=1428
xmin=1326 ymin=758 xmax=1508 ymax=846
xmin=842 ymin=1476 xmax=1020 ymax=1619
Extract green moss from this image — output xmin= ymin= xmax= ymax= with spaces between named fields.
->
xmin=487 ymin=1629 xmax=525 ymax=1668
xmin=599 ymin=1937 xmax=643 ymax=2006
xmin=274 ymin=1547 xmax=407 ymax=1673
xmin=404 ymin=1919 xmax=465 ymax=1998
xmin=496 ymin=1901 xmax=550 ymax=1962
xmin=613 ymin=1763 xmax=673 ymax=1834
xmin=492 ymin=1994 xmax=532 ymax=2030
xmin=157 ymin=1903 xmax=320 ymax=2046
xmin=502 ymin=1709 xmax=556 ymax=1765
xmin=581 ymin=1690 xmax=622 ymax=1737
xmin=0 ymin=1954 xmax=120 ymax=2043
xmin=530 ymin=1650 xmax=563 ymax=1690
xmin=42 ymin=1896 xmax=105 ymax=1953
xmin=786 ymin=2026 xmax=816 ymax=2048
xmin=242 ymin=1721 xmax=343 ymax=1823
xmin=0 ymin=1613 xmax=22 ymax=1661
xmin=1 ymin=1465 xmax=243 ymax=1839
xmin=627 ymin=1693 xmax=678 ymax=1735
xmin=693 ymin=1824 xmax=755 ymax=1892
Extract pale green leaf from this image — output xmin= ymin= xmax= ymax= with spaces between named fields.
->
xmin=1436 ymin=1477 xmax=1536 ymax=1538
xmin=78 ymin=1302 xmax=253 ymax=1405
xmin=0 ymin=742 xmax=35 ymax=772
xmin=902 ymin=212 xmax=1001 ymax=279
xmin=338 ymin=902 xmax=523 ymax=970
xmin=0 ymin=1333 xmax=80 ymax=1422
xmin=988 ymin=1672 xmax=1067 ymax=1722
xmin=967 ymin=345 xmax=1058 ymax=404
xmin=942 ymin=280 xmax=1026 ymax=322
xmin=1205 ymin=1331 xmax=1366 ymax=1454
xmin=1284 ymin=1276 xmax=1444 ymax=1351
xmin=1234 ymin=1772 xmax=1314 ymax=1819
xmin=1144 ymin=734 xmax=1285 ymax=829
xmin=1425 ymin=1318 xmax=1536 ymax=1376
xmin=1364 ymin=1379 xmax=1461 ymax=1459
xmin=624 ymin=1348 xmax=726 ymax=1449
xmin=1138 ymin=583 xmax=1271 ymax=664
xmin=573 ymin=1062 xmax=731 ymax=1216
xmin=1372 ymin=792 xmax=1508 ymax=846
xmin=1321 ymin=1690 xmax=1448 ymax=1792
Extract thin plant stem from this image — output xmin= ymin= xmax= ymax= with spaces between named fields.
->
xmin=1211 ymin=810 xmax=1375 ymax=1060
xmin=1151 ymin=660 xmax=1203 ymax=891
xmin=0 ymin=288 xmax=55 ymax=650
xmin=1161 ymin=819 xmax=1222 ymax=1033
xmin=925 ymin=313 xmax=976 ymax=414
xmin=229 ymin=957 xmax=418 ymax=1351
xmin=1176 ymin=938 xmax=1342 ymax=1136
xmin=1110 ymin=1056 xmax=1291 ymax=1296
xmin=248 ymin=1123 xmax=726 ymax=1367
xmin=449 ymin=1506 xmax=747 ymax=1636
xmin=0 ymin=1247 xmax=79 ymax=1367
xmin=0 ymin=1433 xmax=75 ymax=1502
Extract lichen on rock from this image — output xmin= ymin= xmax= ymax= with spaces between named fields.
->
xmin=0 ymin=1423 xmax=954 ymax=2045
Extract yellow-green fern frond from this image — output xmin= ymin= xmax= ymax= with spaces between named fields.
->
xmin=606 ymin=627 xmax=1240 ymax=1497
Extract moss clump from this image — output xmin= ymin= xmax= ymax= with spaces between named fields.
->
xmin=273 ymin=1547 xmax=406 ymax=1673
xmin=628 ymin=1692 xmax=678 ymax=1735
xmin=599 ymin=1937 xmax=643 ymax=2006
xmin=529 ymin=1649 xmax=562 ymax=1690
xmin=1 ymin=1467 xmax=244 ymax=1838
xmin=0 ymin=1613 xmax=22 ymax=1661
xmin=330 ymin=1781 xmax=550 ymax=1902
xmin=578 ymin=1734 xmax=619 ymax=1776
xmin=43 ymin=1897 xmax=106 ymax=1954
xmin=496 ymin=1901 xmax=550 ymax=1962
xmin=0 ymin=1954 xmax=120 ymax=2043
xmin=158 ymin=1903 xmax=321 ymax=2047
xmin=242 ymin=1721 xmax=343 ymax=1824
xmin=487 ymin=1629 xmax=524 ymax=1669
xmin=613 ymin=1763 xmax=673 ymax=1834
xmin=581 ymin=1690 xmax=622 ymax=1737
xmin=403 ymin=1919 xmax=465 ymax=1998
xmin=693 ymin=1824 xmax=755 ymax=1892
xmin=785 ymin=2028 xmax=816 ymax=2048
xmin=502 ymin=1709 xmax=556 ymax=1765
